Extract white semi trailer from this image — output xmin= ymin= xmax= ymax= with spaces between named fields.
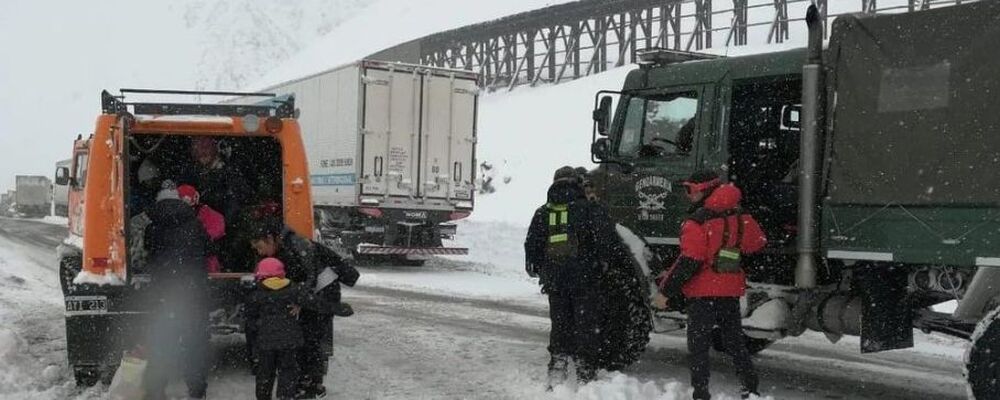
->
xmin=239 ymin=60 xmax=479 ymax=264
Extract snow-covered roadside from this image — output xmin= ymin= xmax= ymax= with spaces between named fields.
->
xmin=39 ymin=216 xmax=69 ymax=226
xmin=0 ymin=236 xmax=80 ymax=399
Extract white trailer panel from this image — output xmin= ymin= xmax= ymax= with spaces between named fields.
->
xmin=247 ymin=61 xmax=478 ymax=213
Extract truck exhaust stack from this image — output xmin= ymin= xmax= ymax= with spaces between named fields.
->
xmin=796 ymin=5 xmax=825 ymax=289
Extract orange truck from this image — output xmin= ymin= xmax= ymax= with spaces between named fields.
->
xmin=54 ymin=89 xmax=313 ymax=386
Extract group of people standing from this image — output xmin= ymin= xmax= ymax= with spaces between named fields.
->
xmin=132 ymin=137 xmax=357 ymax=400
xmin=525 ymin=167 xmax=767 ymax=400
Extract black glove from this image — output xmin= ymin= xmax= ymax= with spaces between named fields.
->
xmin=526 ymin=262 xmax=539 ymax=278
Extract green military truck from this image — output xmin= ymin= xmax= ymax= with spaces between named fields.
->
xmin=588 ymin=2 xmax=1000 ymax=397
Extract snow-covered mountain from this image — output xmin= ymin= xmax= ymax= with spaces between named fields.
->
xmin=0 ymin=0 xmax=371 ymax=192
xmin=180 ymin=0 xmax=370 ymax=90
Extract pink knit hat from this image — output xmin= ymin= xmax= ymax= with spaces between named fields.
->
xmin=255 ymin=257 xmax=286 ymax=280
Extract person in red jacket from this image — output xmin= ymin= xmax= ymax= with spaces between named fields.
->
xmin=653 ymin=170 xmax=767 ymax=400
xmin=178 ymin=184 xmax=226 ymax=273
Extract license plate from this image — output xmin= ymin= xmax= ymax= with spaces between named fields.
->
xmin=404 ymin=211 xmax=428 ymax=220
xmin=65 ymin=295 xmax=108 ymax=315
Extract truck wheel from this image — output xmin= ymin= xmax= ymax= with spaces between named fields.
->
xmin=712 ymin=330 xmax=775 ymax=355
xmin=966 ymin=304 xmax=1000 ymax=399
xmin=73 ymin=366 xmax=101 ymax=387
xmin=59 ymin=256 xmax=81 ymax=295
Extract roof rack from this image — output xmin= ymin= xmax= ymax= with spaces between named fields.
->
xmin=636 ymin=48 xmax=721 ymax=66
xmin=101 ymin=89 xmax=295 ymax=119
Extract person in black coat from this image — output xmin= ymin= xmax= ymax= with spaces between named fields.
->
xmin=141 ymin=181 xmax=211 ymax=400
xmin=245 ymin=257 xmax=346 ymax=400
xmin=250 ymin=218 xmax=357 ymax=399
xmin=525 ymin=166 xmax=623 ymax=386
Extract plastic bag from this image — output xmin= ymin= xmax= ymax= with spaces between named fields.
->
xmin=108 ymin=353 xmax=146 ymax=400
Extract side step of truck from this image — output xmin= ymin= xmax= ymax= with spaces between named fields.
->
xmin=357 ymin=246 xmax=468 ymax=256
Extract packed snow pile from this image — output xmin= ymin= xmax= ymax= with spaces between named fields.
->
xmin=0 ymin=237 xmax=73 ymax=399
xmin=540 ymin=372 xmax=772 ymax=400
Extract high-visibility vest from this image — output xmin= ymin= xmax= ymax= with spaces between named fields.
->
xmin=545 ymin=203 xmax=575 ymax=262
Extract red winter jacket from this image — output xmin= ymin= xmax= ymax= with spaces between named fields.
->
xmin=658 ymin=184 xmax=767 ymax=298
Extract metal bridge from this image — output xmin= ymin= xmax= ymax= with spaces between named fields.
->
xmin=370 ymin=0 xmax=975 ymax=90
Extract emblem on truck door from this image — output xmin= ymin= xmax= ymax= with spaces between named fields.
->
xmin=635 ymin=176 xmax=671 ymax=221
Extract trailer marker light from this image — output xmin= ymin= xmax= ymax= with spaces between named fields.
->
xmin=448 ymin=211 xmax=470 ymax=221
xmin=242 ymin=114 xmax=260 ymax=133
xmin=91 ymin=257 xmax=109 ymax=268
xmin=264 ymin=117 xmax=283 ymax=134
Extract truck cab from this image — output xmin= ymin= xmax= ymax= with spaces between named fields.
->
xmin=590 ymin=3 xmax=1000 ymax=397
xmin=591 ymin=49 xmax=804 ymax=279
xmin=57 ymin=89 xmax=313 ymax=386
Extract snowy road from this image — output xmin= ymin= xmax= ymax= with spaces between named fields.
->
xmin=0 ymin=218 xmax=971 ymax=399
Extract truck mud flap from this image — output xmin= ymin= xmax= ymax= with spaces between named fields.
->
xmin=356 ymin=246 xmax=468 ymax=256
xmin=859 ymin=264 xmax=914 ymax=353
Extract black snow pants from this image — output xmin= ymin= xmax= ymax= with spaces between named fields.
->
xmin=297 ymin=312 xmax=331 ymax=388
xmin=686 ymin=297 xmax=758 ymax=399
xmin=548 ymin=290 xmax=604 ymax=380
xmin=256 ymin=349 xmax=299 ymax=400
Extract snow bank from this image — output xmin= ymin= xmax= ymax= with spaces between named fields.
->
xmin=504 ymin=370 xmax=771 ymax=400
xmin=0 ymin=236 xmax=73 ymax=399
xmin=72 ymin=270 xmax=125 ymax=286
xmin=40 ymin=216 xmax=69 ymax=226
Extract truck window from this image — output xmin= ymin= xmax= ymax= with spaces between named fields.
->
xmin=616 ymin=92 xmax=699 ymax=159
xmin=73 ymin=153 xmax=89 ymax=187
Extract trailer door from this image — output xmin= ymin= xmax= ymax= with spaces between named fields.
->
xmin=419 ymin=72 xmax=477 ymax=201
xmin=360 ymin=67 xmax=421 ymax=198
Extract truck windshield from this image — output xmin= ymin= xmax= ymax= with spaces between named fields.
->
xmin=617 ymin=92 xmax=698 ymax=158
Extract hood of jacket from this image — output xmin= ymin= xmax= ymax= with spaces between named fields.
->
xmin=702 ymin=183 xmax=742 ymax=213
xmin=260 ymin=277 xmax=291 ymax=291
xmin=147 ymin=198 xmax=198 ymax=227
xmin=546 ymin=179 xmax=584 ymax=205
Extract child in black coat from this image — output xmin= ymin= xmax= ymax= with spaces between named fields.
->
xmin=244 ymin=257 xmax=342 ymax=400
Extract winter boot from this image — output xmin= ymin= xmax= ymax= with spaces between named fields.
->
xmin=546 ymin=355 xmax=570 ymax=391
xmin=740 ymin=388 xmax=761 ymax=399
xmin=296 ymin=383 xmax=327 ymax=399
xmin=692 ymin=387 xmax=711 ymax=400
xmin=575 ymin=359 xmax=597 ymax=383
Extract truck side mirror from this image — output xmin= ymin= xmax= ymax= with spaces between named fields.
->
xmin=593 ymin=96 xmax=613 ymax=136
xmin=592 ymin=138 xmax=611 ymax=161
xmin=55 ymin=167 xmax=70 ymax=186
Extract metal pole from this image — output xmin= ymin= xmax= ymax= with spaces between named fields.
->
xmin=796 ymin=5 xmax=825 ymax=289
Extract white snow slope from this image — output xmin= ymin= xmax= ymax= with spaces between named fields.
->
xmin=0 ymin=0 xmax=369 ymax=193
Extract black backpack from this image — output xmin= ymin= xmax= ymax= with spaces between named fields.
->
xmin=545 ymin=203 xmax=578 ymax=263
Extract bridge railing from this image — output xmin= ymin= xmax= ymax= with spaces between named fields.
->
xmin=369 ymin=0 xmax=973 ymax=90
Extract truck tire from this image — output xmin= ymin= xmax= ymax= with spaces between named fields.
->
xmin=966 ymin=304 xmax=1000 ymax=399
xmin=73 ymin=366 xmax=101 ymax=387
xmin=59 ymin=256 xmax=81 ymax=295
xmin=712 ymin=330 xmax=775 ymax=355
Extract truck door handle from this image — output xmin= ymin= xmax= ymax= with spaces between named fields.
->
xmin=374 ymin=157 xmax=384 ymax=177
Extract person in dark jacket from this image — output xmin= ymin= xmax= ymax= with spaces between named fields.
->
xmin=189 ymin=137 xmax=251 ymax=222
xmin=250 ymin=219 xmax=356 ymax=399
xmin=141 ymin=181 xmax=211 ymax=400
xmin=188 ymin=137 xmax=253 ymax=271
xmin=525 ymin=166 xmax=619 ymax=387
xmin=654 ymin=170 xmax=767 ymax=400
xmin=245 ymin=257 xmax=343 ymax=400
